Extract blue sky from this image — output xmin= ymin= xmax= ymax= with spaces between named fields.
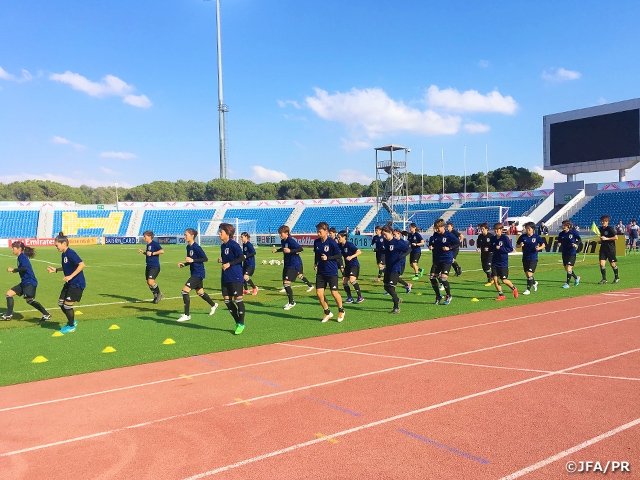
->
xmin=2 ymin=0 xmax=640 ymax=190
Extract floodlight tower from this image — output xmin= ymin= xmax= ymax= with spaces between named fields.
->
xmin=375 ymin=144 xmax=410 ymax=228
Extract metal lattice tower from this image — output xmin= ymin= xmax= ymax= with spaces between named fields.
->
xmin=375 ymin=144 xmax=410 ymax=227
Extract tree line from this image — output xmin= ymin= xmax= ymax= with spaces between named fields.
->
xmin=0 ymin=166 xmax=543 ymax=203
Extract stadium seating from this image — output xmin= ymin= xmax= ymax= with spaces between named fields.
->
xmin=138 ymin=209 xmax=215 ymax=236
xmin=53 ymin=210 xmax=132 ymax=237
xmin=224 ymin=208 xmax=294 ymax=235
xmin=447 ymin=198 xmax=542 ymax=229
xmin=293 ymin=206 xmax=371 ymax=233
xmin=570 ymin=190 xmax=640 ymax=229
xmin=363 ymin=202 xmax=453 ymax=232
xmin=0 ymin=210 xmax=39 ymax=238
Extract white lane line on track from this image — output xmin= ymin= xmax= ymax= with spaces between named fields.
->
xmin=180 ymin=348 xmax=640 ymax=479
xmin=499 ymin=418 xmax=640 ymax=479
xmin=2 ymin=295 xmax=637 ymax=412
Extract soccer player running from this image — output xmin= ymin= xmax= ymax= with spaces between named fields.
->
xmin=476 ymin=222 xmax=494 ymax=286
xmin=408 ymin=223 xmax=425 ymax=280
xmin=381 ymin=225 xmax=410 ymax=313
xmin=218 ymin=223 xmax=246 ymax=334
xmin=241 ymin=232 xmax=259 ymax=295
xmin=138 ymin=230 xmax=164 ymax=303
xmin=371 ymin=226 xmax=385 ymax=282
xmin=597 ymin=215 xmax=619 ymax=284
xmin=272 ymin=225 xmax=313 ymax=311
xmin=2 ymin=241 xmax=51 ymax=321
xmin=329 ymin=227 xmax=344 ymax=273
xmin=428 ymin=219 xmax=459 ymax=305
xmin=393 ymin=228 xmax=412 ymax=293
xmin=47 ymin=232 xmax=85 ymax=333
xmin=446 ymin=222 xmax=464 ymax=276
xmin=557 ymin=220 xmax=581 ymax=289
xmin=177 ymin=228 xmax=218 ymax=322
xmin=313 ymin=222 xmax=345 ymax=322
xmin=490 ymin=223 xmax=518 ymax=301
xmin=516 ymin=222 xmax=546 ymax=295
xmin=337 ymin=230 xmax=364 ymax=303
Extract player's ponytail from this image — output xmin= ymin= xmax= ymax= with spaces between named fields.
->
xmin=55 ymin=231 xmax=69 ymax=245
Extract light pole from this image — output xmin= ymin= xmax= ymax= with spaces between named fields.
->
xmin=115 ymin=182 xmax=119 ymax=211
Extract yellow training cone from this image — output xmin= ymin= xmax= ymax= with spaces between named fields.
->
xmin=75 ymin=311 xmax=83 ymax=315
xmin=32 ymin=356 xmax=48 ymax=363
xmin=108 ymin=325 xmax=120 ymax=330
xmin=52 ymin=331 xmax=64 ymax=337
xmin=163 ymin=338 xmax=176 ymax=345
xmin=471 ymin=298 xmax=480 ymax=302
xmin=102 ymin=346 xmax=116 ymax=353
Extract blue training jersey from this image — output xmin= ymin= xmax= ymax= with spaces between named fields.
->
xmin=517 ymin=233 xmax=545 ymax=261
xmin=242 ymin=241 xmax=256 ymax=269
xmin=428 ymin=231 xmax=460 ymax=264
xmin=186 ymin=242 xmax=207 ymax=278
xmin=372 ymin=234 xmax=385 ymax=253
xmin=16 ymin=253 xmax=37 ymax=286
xmin=314 ymin=237 xmax=341 ymax=276
xmin=340 ymin=241 xmax=360 ymax=268
xmin=490 ymin=234 xmax=513 ymax=267
xmin=557 ymin=229 xmax=581 ymax=256
xmin=408 ymin=232 xmax=424 ymax=253
xmin=61 ymin=248 xmax=86 ymax=289
xmin=145 ymin=240 xmax=163 ymax=268
xmin=281 ymin=236 xmax=303 ymax=270
xmin=221 ymin=239 xmax=244 ymax=283
xmin=383 ymin=237 xmax=409 ymax=273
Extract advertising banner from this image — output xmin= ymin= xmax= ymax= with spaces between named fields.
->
xmin=69 ymin=237 xmax=98 ymax=246
xmin=104 ymin=236 xmax=138 ymax=245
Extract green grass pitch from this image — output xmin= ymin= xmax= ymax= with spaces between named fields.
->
xmin=0 ymin=244 xmax=638 ymax=386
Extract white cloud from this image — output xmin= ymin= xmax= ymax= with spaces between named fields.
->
xmin=338 ymin=169 xmax=374 ymax=184
xmin=340 ymin=138 xmax=372 ymax=151
xmin=0 ymin=66 xmax=32 ymax=82
xmin=0 ymin=173 xmax=132 ymax=188
xmin=542 ymin=67 xmax=581 ymax=82
xmin=426 ymin=85 xmax=518 ymax=114
xmin=100 ymin=166 xmax=121 ymax=175
xmin=52 ymin=135 xmax=85 ymax=151
xmin=100 ymin=151 xmax=138 ymax=160
xmin=250 ymin=165 xmax=288 ymax=183
xmin=478 ymin=60 xmax=490 ymax=68
xmin=49 ymin=71 xmax=152 ymax=108
xmin=306 ymin=87 xmax=461 ymax=139
xmin=463 ymin=122 xmax=490 ymax=133
xmin=277 ymin=99 xmax=301 ymax=109
xmin=533 ymin=166 xmax=566 ymax=189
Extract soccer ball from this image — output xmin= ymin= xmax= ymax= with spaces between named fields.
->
xmin=261 ymin=259 xmax=267 ymax=265
xmin=276 ymin=260 xmax=282 ymax=266
xmin=269 ymin=259 xmax=276 ymax=265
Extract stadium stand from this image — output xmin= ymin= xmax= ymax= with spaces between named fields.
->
xmin=138 ymin=209 xmax=215 ymax=236
xmin=570 ymin=190 xmax=640 ymax=229
xmin=224 ymin=208 xmax=294 ymax=235
xmin=0 ymin=210 xmax=39 ymax=238
xmin=53 ymin=210 xmax=132 ymax=237
xmin=292 ymin=205 xmax=371 ymax=233
xmin=364 ymin=203 xmax=453 ymax=232
xmin=447 ymin=198 xmax=543 ymax=228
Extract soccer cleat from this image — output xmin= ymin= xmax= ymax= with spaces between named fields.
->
xmin=209 ymin=303 xmax=219 ymax=315
xmin=59 ymin=324 xmax=76 ymax=333
xmin=389 ymin=308 xmax=401 ymax=314
xmin=512 ymin=288 xmax=519 ymax=299
xmin=40 ymin=313 xmax=52 ymax=322
xmin=177 ymin=314 xmax=191 ymax=322
xmin=1 ymin=313 xmax=13 ymax=320
xmin=375 ymin=277 xmax=381 ymax=282
xmin=356 ymin=296 xmax=364 ymax=303
xmin=306 ymin=285 xmax=315 ymax=292
xmin=243 ymin=289 xmax=250 ymax=295
xmin=434 ymin=297 xmax=442 ymax=305
xmin=411 ymin=275 xmax=420 ymax=281
xmin=321 ymin=312 xmax=334 ymax=323
xmin=533 ymin=281 xmax=538 ymax=292
xmin=152 ymin=292 xmax=163 ymax=304
xmin=523 ymin=289 xmax=530 ymax=295
xmin=406 ymin=283 xmax=412 ymax=294
xmin=337 ymin=311 xmax=345 ymax=322
xmin=598 ymin=279 xmax=607 ymax=285
xmin=234 ymin=324 xmax=245 ymax=335
xmin=419 ymin=268 xmax=424 ymax=278
xmin=73 ymin=320 xmax=78 ymax=327
xmin=283 ymin=302 xmax=296 ymax=311
xmin=456 ymin=266 xmax=462 ymax=276
xmin=383 ymin=291 xmax=390 ymax=295
xmin=613 ymin=278 xmax=620 ymax=284
xmin=562 ymin=283 xmax=570 ymax=289
xmin=496 ymin=295 xmax=506 ymax=301
xmin=442 ymin=295 xmax=452 ymax=305
xmin=345 ymin=297 xmax=354 ymax=303
xmin=574 ymin=276 xmax=580 ymax=287
xmin=251 ymin=286 xmax=259 ymax=295
xmin=279 ymin=287 xmax=286 ymax=293
xmin=484 ymin=281 xmax=493 ymax=287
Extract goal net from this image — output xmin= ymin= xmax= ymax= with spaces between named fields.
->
xmin=197 ymin=218 xmax=258 ymax=246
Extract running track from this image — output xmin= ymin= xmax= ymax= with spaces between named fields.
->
xmin=1 ymin=289 xmax=639 ymax=479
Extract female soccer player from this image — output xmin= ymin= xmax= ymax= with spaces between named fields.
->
xmin=597 ymin=215 xmax=619 ymax=284
xmin=241 ymin=232 xmax=258 ymax=295
xmin=138 ymin=230 xmax=164 ymax=303
xmin=382 ymin=225 xmax=410 ymax=313
xmin=476 ymin=223 xmax=494 ymax=286
xmin=218 ymin=223 xmax=246 ymax=334
xmin=428 ymin=219 xmax=459 ymax=305
xmin=177 ymin=228 xmax=218 ymax=322
xmin=337 ymin=230 xmax=363 ymax=303
xmin=2 ymin=241 xmax=51 ymax=321
xmin=516 ymin=222 xmax=545 ymax=295
xmin=408 ymin=223 xmax=425 ymax=280
xmin=557 ymin=220 xmax=581 ymax=288
xmin=490 ymin=223 xmax=518 ymax=301
xmin=272 ymin=225 xmax=313 ymax=310
xmin=371 ymin=225 xmax=385 ymax=282
xmin=314 ymin=222 xmax=345 ymax=322
xmin=47 ymin=232 xmax=86 ymax=333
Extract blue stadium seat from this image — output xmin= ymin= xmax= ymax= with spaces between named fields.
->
xmin=570 ymin=190 xmax=640 ymax=230
xmin=293 ymin=206 xmax=372 ymax=233
xmin=364 ymin=203 xmax=452 ymax=232
xmin=0 ymin=210 xmax=39 ymax=238
xmin=138 ymin=210 xmax=216 ymax=236
xmin=447 ymin=199 xmax=542 ymax=229
xmin=224 ymin=208 xmax=294 ymax=234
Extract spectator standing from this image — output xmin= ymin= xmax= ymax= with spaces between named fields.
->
xmin=536 ymin=222 xmax=549 ymax=236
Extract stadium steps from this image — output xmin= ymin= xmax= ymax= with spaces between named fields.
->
xmin=127 ymin=209 xmax=145 ymax=236
xmin=37 ymin=207 xmax=54 ymax=238
xmin=357 ymin=205 xmax=379 ymax=233
xmin=286 ymin=207 xmax=305 ymax=229
xmin=526 ymin=194 xmax=555 ymax=223
xmin=546 ymin=190 xmax=590 ymax=231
